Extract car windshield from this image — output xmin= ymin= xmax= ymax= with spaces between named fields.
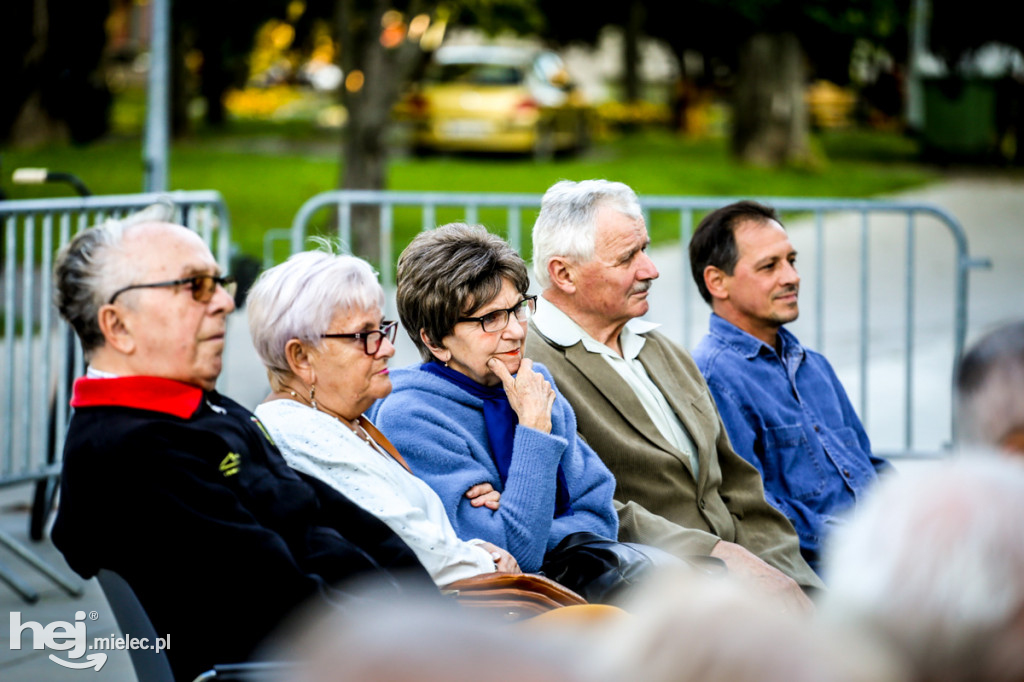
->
xmin=425 ymin=62 xmax=524 ymax=86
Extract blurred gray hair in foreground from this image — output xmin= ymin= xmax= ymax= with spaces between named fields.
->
xmin=955 ymin=320 xmax=1024 ymax=452
xmin=822 ymin=455 xmax=1024 ymax=682
xmin=585 ymin=567 xmax=906 ymax=682
xmin=265 ymin=585 xmax=594 ymax=682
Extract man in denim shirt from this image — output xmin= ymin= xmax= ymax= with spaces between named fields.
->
xmin=689 ymin=201 xmax=891 ymax=572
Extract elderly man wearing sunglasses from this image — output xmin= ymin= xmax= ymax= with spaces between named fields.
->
xmin=51 ymin=207 xmax=431 ymax=682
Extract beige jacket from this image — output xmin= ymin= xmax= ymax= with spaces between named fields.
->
xmin=526 ymin=322 xmax=822 ymax=589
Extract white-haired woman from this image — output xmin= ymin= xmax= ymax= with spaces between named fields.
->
xmin=246 ymin=247 xmax=519 ymax=586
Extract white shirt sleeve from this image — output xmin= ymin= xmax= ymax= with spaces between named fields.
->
xmin=255 ymin=401 xmax=496 ymax=585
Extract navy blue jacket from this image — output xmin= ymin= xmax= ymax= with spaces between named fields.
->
xmin=53 ymin=376 xmax=431 ymax=681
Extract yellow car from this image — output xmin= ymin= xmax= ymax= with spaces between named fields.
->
xmin=403 ymin=45 xmax=592 ymax=158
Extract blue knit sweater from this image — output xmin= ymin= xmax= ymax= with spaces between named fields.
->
xmin=369 ymin=362 xmax=618 ymax=572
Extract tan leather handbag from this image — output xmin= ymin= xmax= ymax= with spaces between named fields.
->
xmin=442 ymin=572 xmax=588 ymax=621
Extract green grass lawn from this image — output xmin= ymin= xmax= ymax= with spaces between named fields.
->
xmin=2 ymin=125 xmax=936 ymax=263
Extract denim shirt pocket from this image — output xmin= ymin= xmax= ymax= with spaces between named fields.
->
xmin=828 ymin=425 xmax=876 ymax=484
xmin=764 ymin=424 xmax=827 ymax=501
xmin=833 ymin=425 xmax=860 ymax=449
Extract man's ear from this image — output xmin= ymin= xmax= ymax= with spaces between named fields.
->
xmin=97 ymin=304 xmax=136 ymax=355
xmin=703 ymin=265 xmax=729 ymax=302
xmin=419 ymin=328 xmax=450 ymax=364
xmin=546 ymin=257 xmax=576 ymax=295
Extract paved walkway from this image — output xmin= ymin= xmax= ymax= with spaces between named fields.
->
xmin=1 ymin=485 xmax=137 ymax=680
xmin=3 ymin=172 xmax=1022 ymax=681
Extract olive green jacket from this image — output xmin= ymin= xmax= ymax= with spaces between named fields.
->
xmin=526 ymin=322 xmax=823 ymax=590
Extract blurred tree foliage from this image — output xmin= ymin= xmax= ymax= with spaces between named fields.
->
xmin=2 ymin=0 xmax=916 ymax=185
xmin=712 ymin=0 xmax=909 ymax=166
xmin=535 ymin=0 xmax=641 ymax=101
xmin=930 ymin=0 xmax=1024 ymax=65
xmin=282 ymin=0 xmax=541 ymax=263
xmin=0 ymin=0 xmax=289 ymax=144
xmin=170 ymin=0 xmax=291 ymax=135
xmin=1 ymin=0 xmax=111 ymax=147
xmin=539 ymin=0 xmax=908 ymax=166
xmin=929 ymin=0 xmax=1024 ymax=163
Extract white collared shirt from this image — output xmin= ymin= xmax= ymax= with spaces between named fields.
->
xmin=255 ymin=400 xmax=497 ymax=585
xmin=532 ymin=298 xmax=700 ymax=477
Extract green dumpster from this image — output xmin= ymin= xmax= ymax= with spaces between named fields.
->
xmin=921 ymin=77 xmax=999 ymax=158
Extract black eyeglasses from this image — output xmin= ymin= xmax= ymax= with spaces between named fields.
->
xmin=108 ymin=274 xmax=237 ymax=305
xmin=458 ymin=296 xmax=537 ymax=333
xmin=321 ymin=320 xmax=398 ymax=355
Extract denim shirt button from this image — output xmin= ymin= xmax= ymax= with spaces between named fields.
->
xmin=842 ymin=469 xmax=851 ymax=478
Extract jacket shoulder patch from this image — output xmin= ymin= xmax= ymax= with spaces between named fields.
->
xmin=219 ymin=452 xmax=241 ymax=476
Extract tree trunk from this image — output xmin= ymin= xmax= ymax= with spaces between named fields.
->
xmin=2 ymin=0 xmax=111 ymax=147
xmin=171 ymin=23 xmax=194 ymax=138
xmin=622 ymin=0 xmax=644 ymax=103
xmin=668 ymin=45 xmax=689 ymax=132
xmin=198 ymin=37 xmax=231 ymax=127
xmin=731 ymin=32 xmax=811 ymax=166
xmin=8 ymin=91 xmax=68 ymax=148
xmin=336 ymin=0 xmax=427 ymax=265
xmin=4 ymin=0 xmax=61 ymax=146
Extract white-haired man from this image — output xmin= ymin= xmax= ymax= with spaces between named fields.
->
xmin=51 ymin=208 xmax=430 ymax=681
xmin=525 ymin=180 xmax=822 ymax=607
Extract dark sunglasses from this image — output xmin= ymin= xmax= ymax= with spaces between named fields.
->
xmin=108 ymin=274 xmax=237 ymax=305
xmin=321 ymin=320 xmax=398 ymax=355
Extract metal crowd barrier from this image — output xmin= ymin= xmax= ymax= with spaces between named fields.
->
xmin=0 ymin=190 xmax=230 ymax=602
xmin=288 ymin=190 xmax=989 ymax=462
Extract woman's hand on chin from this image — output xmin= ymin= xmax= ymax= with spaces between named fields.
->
xmin=487 ymin=357 xmax=555 ymax=434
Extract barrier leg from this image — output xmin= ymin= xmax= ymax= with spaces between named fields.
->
xmin=0 ymin=554 xmax=40 ymax=603
xmin=0 ymin=528 xmax=83 ymax=600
